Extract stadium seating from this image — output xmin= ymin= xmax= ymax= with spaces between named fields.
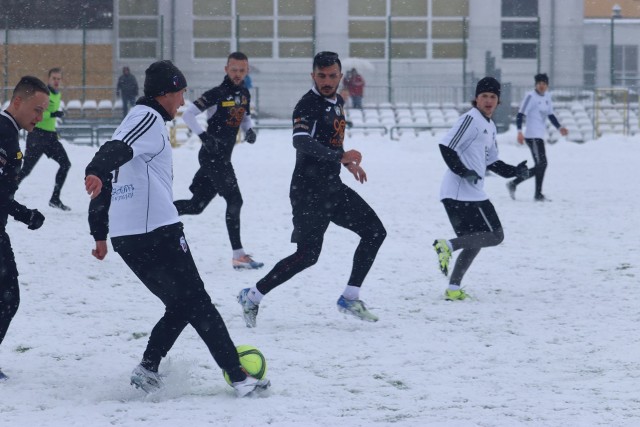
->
xmin=48 ymin=96 xmax=638 ymax=145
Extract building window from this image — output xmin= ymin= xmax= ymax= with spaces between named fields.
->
xmin=501 ymin=0 xmax=538 ymax=60
xmin=348 ymin=0 xmax=468 ymax=60
xmin=118 ymin=0 xmax=158 ymax=59
xmin=583 ymin=45 xmax=597 ymax=89
xmin=503 ymin=43 xmax=537 ymax=59
xmin=192 ymin=0 xmax=314 ymax=59
xmin=614 ymin=45 xmax=638 ymax=88
xmin=501 ymin=21 xmax=539 ymax=39
xmin=501 ymin=0 xmax=537 ymax=17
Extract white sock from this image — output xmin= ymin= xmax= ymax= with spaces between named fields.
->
xmin=446 ymin=240 xmax=453 ymax=251
xmin=233 ymin=248 xmax=246 ymax=259
xmin=247 ymin=287 xmax=264 ymax=304
xmin=447 ymin=284 xmax=461 ymax=291
xmin=342 ymin=285 xmax=361 ymax=300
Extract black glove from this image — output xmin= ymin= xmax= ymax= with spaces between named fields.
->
xmin=27 ymin=209 xmax=45 ymax=230
xmin=345 ymin=120 xmax=354 ymax=129
xmin=199 ymin=132 xmax=217 ymax=152
xmin=515 ymin=160 xmax=529 ymax=179
xmin=463 ymin=170 xmax=482 ymax=184
xmin=244 ymin=128 xmax=257 ymax=144
xmin=50 ymin=111 xmax=64 ymax=118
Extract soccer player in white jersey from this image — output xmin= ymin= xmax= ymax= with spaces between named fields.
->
xmin=432 ymin=77 xmax=529 ymax=301
xmin=84 ymin=60 xmax=269 ymax=397
xmin=507 ymin=73 xmax=568 ymax=201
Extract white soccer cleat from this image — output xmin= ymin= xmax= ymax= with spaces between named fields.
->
xmin=237 ymin=288 xmax=259 ymax=328
xmin=232 ymin=375 xmax=271 ymax=397
xmin=130 ymin=364 xmax=164 ymax=393
xmin=337 ymin=296 xmax=379 ymax=322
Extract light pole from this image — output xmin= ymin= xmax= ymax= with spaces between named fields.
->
xmin=610 ymin=4 xmax=622 ymax=86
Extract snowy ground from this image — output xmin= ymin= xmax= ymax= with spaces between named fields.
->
xmin=1 ymin=126 xmax=638 ymax=427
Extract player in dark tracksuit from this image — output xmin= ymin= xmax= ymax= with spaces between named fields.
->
xmin=176 ymin=52 xmax=262 ymax=270
xmin=237 ymin=51 xmax=386 ymax=327
xmin=17 ymin=68 xmax=71 ymax=211
xmin=0 ymin=76 xmax=48 ymax=381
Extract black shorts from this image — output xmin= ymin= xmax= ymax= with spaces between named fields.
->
xmin=442 ymin=198 xmax=502 ymax=236
xmin=290 ymin=183 xmax=381 ymax=243
xmin=188 ymin=147 xmax=239 ymax=199
xmin=0 ymin=230 xmax=18 ymax=278
xmin=111 ymin=223 xmax=211 ymax=307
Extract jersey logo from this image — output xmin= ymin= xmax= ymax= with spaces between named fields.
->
xmin=334 ymin=105 xmax=341 ymax=116
xmin=226 ymin=106 xmax=246 ymax=127
xmin=330 ymin=119 xmax=346 ymax=147
xmin=326 ymin=106 xmax=331 ymax=112
xmin=180 ymin=236 xmax=188 ymax=253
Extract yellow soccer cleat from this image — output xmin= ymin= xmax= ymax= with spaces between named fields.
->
xmin=433 ymin=239 xmax=452 ymax=276
xmin=444 ymin=289 xmax=469 ymax=301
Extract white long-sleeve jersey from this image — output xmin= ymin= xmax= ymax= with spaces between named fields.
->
xmin=108 ymin=104 xmax=179 ymax=237
xmin=439 ymin=107 xmax=499 ymax=202
xmin=519 ymin=90 xmax=555 ymax=139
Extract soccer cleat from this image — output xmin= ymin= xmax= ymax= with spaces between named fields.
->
xmin=49 ymin=198 xmax=71 ymax=211
xmin=337 ymin=295 xmax=379 ymax=322
xmin=0 ymin=368 xmax=8 ymax=382
xmin=232 ymin=255 xmax=264 ymax=270
xmin=506 ymin=181 xmax=517 ymax=200
xmin=130 ymin=364 xmax=164 ymax=393
xmin=232 ymin=375 xmax=271 ymax=398
xmin=444 ymin=289 xmax=469 ymax=301
xmin=433 ymin=239 xmax=452 ymax=276
xmin=534 ymin=194 xmax=550 ymax=202
xmin=237 ymin=288 xmax=259 ymax=328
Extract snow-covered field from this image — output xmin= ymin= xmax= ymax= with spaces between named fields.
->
xmin=1 ymin=126 xmax=638 ymax=427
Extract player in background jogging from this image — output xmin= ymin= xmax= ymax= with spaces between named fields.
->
xmin=175 ymin=52 xmax=263 ymax=271
xmin=237 ymin=51 xmax=386 ymax=326
xmin=433 ymin=77 xmax=529 ymax=301
xmin=17 ymin=68 xmax=72 ymax=211
xmin=84 ymin=60 xmax=269 ymax=397
xmin=507 ymin=73 xmax=568 ymax=202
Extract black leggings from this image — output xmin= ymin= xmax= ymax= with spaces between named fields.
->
xmin=256 ymin=185 xmax=386 ymax=295
xmin=512 ymin=138 xmax=547 ymax=197
xmin=174 ymin=148 xmax=244 ymax=250
xmin=0 ymin=231 xmax=19 ymax=346
xmin=112 ymin=223 xmax=244 ymax=381
xmin=18 ymin=128 xmax=71 ymax=200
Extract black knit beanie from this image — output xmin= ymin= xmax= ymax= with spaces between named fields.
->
xmin=475 ymin=77 xmax=501 ymax=98
xmin=534 ymin=73 xmax=549 ymax=84
xmin=143 ymin=60 xmax=187 ymax=98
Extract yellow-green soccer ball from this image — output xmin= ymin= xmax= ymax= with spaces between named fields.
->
xmin=223 ymin=345 xmax=267 ymax=385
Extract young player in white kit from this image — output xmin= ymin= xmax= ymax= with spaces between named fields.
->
xmin=507 ymin=73 xmax=568 ymax=201
xmin=432 ymin=77 xmax=529 ymax=301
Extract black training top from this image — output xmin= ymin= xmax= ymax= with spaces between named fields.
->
xmin=0 ymin=111 xmax=29 ymax=229
xmin=194 ymin=75 xmax=251 ymax=160
xmin=290 ymin=87 xmax=347 ymax=198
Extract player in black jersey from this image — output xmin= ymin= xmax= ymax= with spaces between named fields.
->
xmin=237 ymin=51 xmax=386 ymax=326
xmin=175 ymin=52 xmax=263 ymax=271
xmin=0 ymin=76 xmax=48 ymax=381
